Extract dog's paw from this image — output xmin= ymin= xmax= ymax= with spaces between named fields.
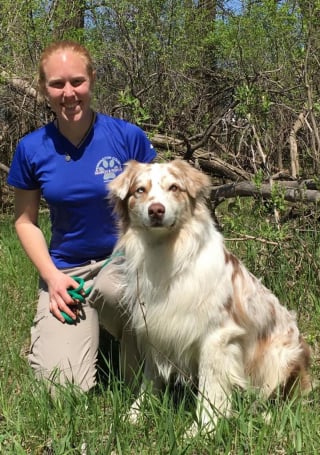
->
xmin=184 ymin=420 xmax=216 ymax=439
xmin=184 ymin=421 xmax=200 ymax=439
xmin=127 ymin=403 xmax=142 ymax=424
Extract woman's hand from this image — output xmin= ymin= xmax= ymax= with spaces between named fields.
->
xmin=46 ymin=271 xmax=81 ymax=322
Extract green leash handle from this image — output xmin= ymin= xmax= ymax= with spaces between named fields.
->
xmin=61 ymin=276 xmax=92 ymax=324
xmin=67 ymin=276 xmax=92 ymax=302
xmin=60 ymin=311 xmax=75 ymax=324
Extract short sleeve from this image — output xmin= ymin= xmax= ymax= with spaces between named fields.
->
xmin=124 ymin=123 xmax=157 ymax=163
xmin=7 ymin=140 xmax=40 ymax=190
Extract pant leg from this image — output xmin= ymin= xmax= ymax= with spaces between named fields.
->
xmin=88 ymin=257 xmax=125 ymax=340
xmin=28 ymin=263 xmax=100 ymax=392
xmin=89 ymin=256 xmax=142 ymax=386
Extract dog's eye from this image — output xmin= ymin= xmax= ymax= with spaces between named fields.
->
xmin=169 ymin=184 xmax=179 ymax=192
xmin=136 ymin=187 xmax=145 ymax=194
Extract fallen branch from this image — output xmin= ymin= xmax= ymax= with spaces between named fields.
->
xmin=0 ymin=163 xmax=10 ymax=173
xmin=0 ymin=70 xmax=42 ymax=102
xmin=211 ymin=181 xmax=320 ymax=204
xmin=197 ymin=157 xmax=250 ymax=181
xmin=151 ymin=134 xmax=251 ymax=181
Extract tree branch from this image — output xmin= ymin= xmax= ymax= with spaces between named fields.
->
xmin=211 ymin=181 xmax=320 ymax=204
xmin=0 ymin=70 xmax=42 ymax=102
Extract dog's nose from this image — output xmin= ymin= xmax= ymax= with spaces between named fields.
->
xmin=148 ymin=203 xmax=165 ymax=220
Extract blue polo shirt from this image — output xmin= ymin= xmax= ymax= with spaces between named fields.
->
xmin=7 ymin=113 xmax=156 ymax=268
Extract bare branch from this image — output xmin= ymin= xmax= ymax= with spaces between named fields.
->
xmin=0 ymin=163 xmax=10 ymax=173
xmin=0 ymin=70 xmax=42 ymax=103
xmin=211 ymin=181 xmax=320 ymax=204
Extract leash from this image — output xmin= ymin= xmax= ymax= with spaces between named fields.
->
xmin=61 ymin=251 xmax=123 ymax=324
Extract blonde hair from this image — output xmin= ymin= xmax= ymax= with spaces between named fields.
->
xmin=38 ymin=40 xmax=95 ymax=95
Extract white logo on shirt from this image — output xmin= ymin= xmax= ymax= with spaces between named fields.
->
xmin=95 ymin=156 xmax=122 ymax=182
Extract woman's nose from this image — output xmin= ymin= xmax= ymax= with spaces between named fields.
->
xmin=63 ymin=82 xmax=74 ymax=97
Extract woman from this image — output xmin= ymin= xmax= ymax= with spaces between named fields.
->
xmin=7 ymin=40 xmax=156 ymax=391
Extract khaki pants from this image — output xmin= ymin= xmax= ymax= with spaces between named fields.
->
xmin=28 ymin=256 xmax=140 ymax=391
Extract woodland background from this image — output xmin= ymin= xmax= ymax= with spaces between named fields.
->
xmin=1 ymin=3 xmax=320 ymax=452
xmin=1 ymin=0 xmax=320 ymax=211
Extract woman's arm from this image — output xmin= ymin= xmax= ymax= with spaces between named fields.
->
xmin=14 ymin=188 xmax=78 ymax=322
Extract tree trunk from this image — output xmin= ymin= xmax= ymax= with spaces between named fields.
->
xmin=52 ymin=0 xmax=85 ymax=39
xmin=199 ymin=0 xmax=217 ymax=20
xmin=289 ymin=111 xmax=305 ymax=178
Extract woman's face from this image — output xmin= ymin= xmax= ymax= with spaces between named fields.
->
xmin=42 ymin=49 xmax=94 ymax=124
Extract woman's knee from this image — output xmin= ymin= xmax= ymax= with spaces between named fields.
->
xmin=89 ymin=264 xmax=126 ymax=339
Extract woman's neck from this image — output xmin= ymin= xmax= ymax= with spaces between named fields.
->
xmin=56 ymin=110 xmax=95 ymax=147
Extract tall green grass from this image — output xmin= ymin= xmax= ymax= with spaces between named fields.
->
xmin=1 ymin=200 xmax=320 ymax=454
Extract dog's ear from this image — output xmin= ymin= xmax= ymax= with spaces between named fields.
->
xmin=169 ymin=160 xmax=211 ymax=199
xmin=108 ymin=160 xmax=139 ymax=200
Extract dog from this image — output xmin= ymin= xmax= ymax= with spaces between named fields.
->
xmin=108 ymin=159 xmax=311 ymax=433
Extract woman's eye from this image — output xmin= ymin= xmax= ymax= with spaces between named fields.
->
xmin=49 ymin=81 xmax=64 ymax=89
xmin=169 ymin=184 xmax=179 ymax=192
xmin=71 ymin=79 xmax=84 ymax=87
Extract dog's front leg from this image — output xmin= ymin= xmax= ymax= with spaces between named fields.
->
xmin=128 ymin=353 xmax=162 ymax=423
xmin=195 ymin=326 xmax=248 ymax=433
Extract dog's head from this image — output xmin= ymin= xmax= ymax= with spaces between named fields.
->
xmin=108 ymin=159 xmax=211 ymax=234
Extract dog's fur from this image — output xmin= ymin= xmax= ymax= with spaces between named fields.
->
xmin=108 ymin=159 xmax=311 ymax=432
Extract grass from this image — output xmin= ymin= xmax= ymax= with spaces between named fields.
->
xmin=1 ymin=198 xmax=320 ymax=454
